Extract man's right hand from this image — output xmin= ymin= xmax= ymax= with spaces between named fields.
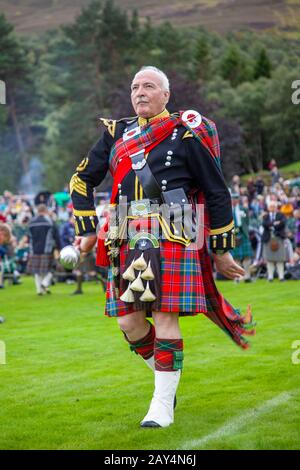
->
xmin=212 ymin=251 xmax=245 ymax=280
xmin=74 ymin=234 xmax=97 ymax=253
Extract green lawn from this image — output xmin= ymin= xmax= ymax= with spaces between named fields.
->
xmin=0 ymin=277 xmax=300 ymax=450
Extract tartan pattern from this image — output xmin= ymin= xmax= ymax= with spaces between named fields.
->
xmin=187 ymin=115 xmax=221 ymax=167
xmin=159 ymin=242 xmax=207 ymax=313
xmin=231 ymin=235 xmax=253 ymax=260
xmin=26 ymin=254 xmax=54 ymax=275
xmin=197 ymin=246 xmax=256 ymax=349
xmin=125 ymin=320 xmax=155 ymax=360
xmin=105 ymin=240 xmax=207 ymax=317
xmin=109 ymin=115 xmax=180 ymax=174
xmin=108 ymin=112 xmax=221 ymax=203
xmin=102 ymin=112 xmax=255 ymax=349
xmin=155 ymin=338 xmax=184 ymax=371
xmin=104 ymin=238 xmax=255 ymax=350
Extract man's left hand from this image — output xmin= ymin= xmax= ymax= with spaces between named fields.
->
xmin=212 ymin=252 xmax=245 ymax=280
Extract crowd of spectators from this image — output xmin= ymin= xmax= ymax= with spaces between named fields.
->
xmin=0 ymin=164 xmax=300 ymax=301
xmin=0 ymin=189 xmax=109 ymax=297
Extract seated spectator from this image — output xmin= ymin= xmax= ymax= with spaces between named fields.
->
xmin=15 ymin=235 xmax=29 ymax=274
xmin=60 ymin=214 xmax=76 ymax=248
xmin=285 ymin=244 xmax=300 ymax=280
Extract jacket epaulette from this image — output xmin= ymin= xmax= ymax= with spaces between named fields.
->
xmin=99 ymin=116 xmax=138 ymax=138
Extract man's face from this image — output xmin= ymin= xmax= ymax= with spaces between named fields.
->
xmin=268 ymin=203 xmax=277 ymax=213
xmin=131 ymin=70 xmax=170 ymax=118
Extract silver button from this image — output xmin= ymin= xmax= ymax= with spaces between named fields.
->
xmin=118 ymin=184 xmax=122 ymax=189
xmin=162 ymin=186 xmax=166 ymax=191
xmin=167 ymin=151 xmax=173 ymax=155
xmin=166 ymin=156 xmax=172 ymax=161
xmin=165 ymin=161 xmax=171 ymax=166
xmin=182 ymin=199 xmax=186 ymax=203
xmin=161 ymin=179 xmax=167 ymax=185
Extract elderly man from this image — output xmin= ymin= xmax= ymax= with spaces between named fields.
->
xmin=70 ymin=66 xmax=254 ymax=428
xmin=262 ymin=200 xmax=286 ymax=281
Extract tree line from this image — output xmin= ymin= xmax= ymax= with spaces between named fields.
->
xmin=0 ymin=0 xmax=300 ymax=193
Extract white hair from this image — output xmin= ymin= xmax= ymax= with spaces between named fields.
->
xmin=134 ymin=66 xmax=170 ymax=92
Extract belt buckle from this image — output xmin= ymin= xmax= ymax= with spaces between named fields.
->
xmin=130 ymin=199 xmax=151 ymax=216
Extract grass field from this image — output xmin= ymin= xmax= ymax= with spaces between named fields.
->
xmin=0 ymin=276 xmax=300 ymax=450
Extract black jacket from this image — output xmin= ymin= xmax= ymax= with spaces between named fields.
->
xmin=70 ymin=112 xmax=235 ymax=252
xmin=28 ymin=215 xmax=61 ymax=255
xmin=262 ymin=212 xmax=286 ymax=243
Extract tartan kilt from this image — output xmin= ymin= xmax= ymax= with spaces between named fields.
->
xmin=26 ymin=254 xmax=54 ymax=275
xmin=104 ymin=238 xmax=256 ymax=349
xmin=231 ymin=235 xmax=253 ymax=260
xmin=105 ymin=240 xmax=207 ymax=317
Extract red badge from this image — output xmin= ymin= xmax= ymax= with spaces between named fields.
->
xmin=182 ymin=110 xmax=202 ymax=129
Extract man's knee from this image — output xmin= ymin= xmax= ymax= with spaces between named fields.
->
xmin=117 ymin=311 xmax=146 ymax=335
xmin=153 ymin=312 xmax=178 ymax=327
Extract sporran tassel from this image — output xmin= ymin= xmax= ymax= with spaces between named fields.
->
xmin=120 ymin=282 xmax=135 ymax=303
xmin=130 ymin=271 xmax=145 ymax=292
xmin=132 ymin=252 xmax=147 ymax=271
xmin=141 ymin=260 xmax=155 ymax=281
xmin=140 ymin=281 xmax=156 ymax=302
xmin=122 ymin=260 xmax=136 ymax=281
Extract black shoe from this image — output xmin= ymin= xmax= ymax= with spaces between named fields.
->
xmin=174 ymin=395 xmax=177 ymax=410
xmin=140 ymin=421 xmax=161 ymax=428
xmin=0 ymin=316 xmax=5 ymax=323
xmin=71 ymin=290 xmax=83 ymax=295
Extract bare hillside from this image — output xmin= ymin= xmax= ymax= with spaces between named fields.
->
xmin=0 ymin=0 xmax=300 ymax=36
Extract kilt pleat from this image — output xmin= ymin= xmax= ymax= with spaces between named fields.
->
xmin=26 ymin=254 xmax=53 ymax=275
xmin=104 ymin=239 xmax=256 ymax=349
xmin=105 ymin=241 xmax=206 ymax=317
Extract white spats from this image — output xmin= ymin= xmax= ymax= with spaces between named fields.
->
xmin=143 ymin=355 xmax=155 ymax=371
xmin=141 ymin=370 xmax=181 ymax=428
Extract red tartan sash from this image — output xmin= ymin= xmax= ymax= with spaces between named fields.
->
xmin=109 ymin=115 xmax=181 ymax=204
xmin=96 ymin=115 xmax=180 ymax=266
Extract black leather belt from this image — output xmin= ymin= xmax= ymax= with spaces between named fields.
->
xmin=130 ymin=149 xmax=162 ymax=202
